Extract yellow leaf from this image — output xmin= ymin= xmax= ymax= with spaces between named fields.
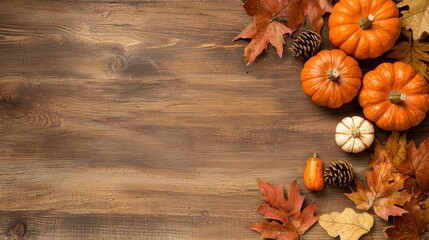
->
xmin=398 ymin=0 xmax=429 ymax=40
xmin=387 ymin=29 xmax=429 ymax=80
xmin=319 ymin=208 xmax=374 ymax=240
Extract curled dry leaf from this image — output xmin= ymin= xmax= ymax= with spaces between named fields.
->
xmin=250 ymin=180 xmax=318 ymax=240
xmin=345 ymin=150 xmax=411 ymax=221
xmin=319 ymin=208 xmax=374 ymax=240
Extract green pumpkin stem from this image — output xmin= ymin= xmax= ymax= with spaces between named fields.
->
xmin=327 ymin=69 xmax=340 ymax=81
xmin=359 ymin=14 xmax=375 ymax=30
xmin=389 ymin=91 xmax=407 ymax=104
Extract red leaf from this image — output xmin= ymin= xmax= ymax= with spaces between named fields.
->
xmin=250 ymin=180 xmax=318 ymax=239
xmin=234 ymin=0 xmax=332 ymax=64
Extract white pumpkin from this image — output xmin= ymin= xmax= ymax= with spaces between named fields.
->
xmin=335 ymin=116 xmax=374 ymax=153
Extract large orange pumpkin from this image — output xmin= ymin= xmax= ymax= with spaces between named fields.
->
xmin=359 ymin=62 xmax=429 ymax=131
xmin=328 ymin=0 xmax=400 ymax=59
xmin=301 ymin=49 xmax=362 ymax=108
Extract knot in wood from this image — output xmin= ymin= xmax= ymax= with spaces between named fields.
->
xmin=9 ymin=222 xmax=27 ymax=240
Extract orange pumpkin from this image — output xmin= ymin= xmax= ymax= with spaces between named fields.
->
xmin=328 ymin=0 xmax=400 ymax=59
xmin=301 ymin=49 xmax=362 ymax=108
xmin=359 ymin=62 xmax=429 ymax=131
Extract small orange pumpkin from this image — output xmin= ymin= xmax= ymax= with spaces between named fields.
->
xmin=301 ymin=49 xmax=362 ymax=108
xmin=359 ymin=62 xmax=429 ymax=131
xmin=328 ymin=0 xmax=400 ymax=59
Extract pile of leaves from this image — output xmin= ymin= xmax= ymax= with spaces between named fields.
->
xmin=251 ymin=133 xmax=429 ymax=239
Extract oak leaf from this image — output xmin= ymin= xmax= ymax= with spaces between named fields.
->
xmin=345 ymin=151 xmax=411 ymax=221
xmin=384 ymin=197 xmax=429 ymax=239
xmin=398 ymin=0 xmax=429 ymax=40
xmin=397 ymin=137 xmax=429 ymax=196
xmin=250 ymin=180 xmax=318 ymax=239
xmin=387 ymin=30 xmax=429 ymax=80
xmin=234 ymin=0 xmax=332 ymax=65
xmin=370 ymin=131 xmax=407 ymax=170
xmin=319 ymin=208 xmax=374 ymax=240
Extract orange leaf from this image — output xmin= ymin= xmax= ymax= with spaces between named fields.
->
xmin=233 ymin=0 xmax=332 ymax=64
xmin=345 ymin=150 xmax=411 ymax=221
xmin=250 ymin=180 xmax=318 ymax=239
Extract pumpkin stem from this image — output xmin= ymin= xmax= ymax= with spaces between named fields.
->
xmin=327 ymin=69 xmax=340 ymax=81
xmin=351 ymin=128 xmax=360 ymax=138
xmin=359 ymin=14 xmax=375 ymax=30
xmin=389 ymin=91 xmax=407 ymax=104
xmin=313 ymin=152 xmax=317 ymax=158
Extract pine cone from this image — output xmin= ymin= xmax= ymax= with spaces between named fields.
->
xmin=324 ymin=160 xmax=354 ymax=188
xmin=290 ymin=30 xmax=322 ymax=60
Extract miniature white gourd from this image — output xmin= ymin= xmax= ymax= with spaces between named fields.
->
xmin=335 ymin=116 xmax=374 ymax=153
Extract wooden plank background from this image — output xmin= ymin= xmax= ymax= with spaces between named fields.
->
xmin=0 ymin=0 xmax=428 ymax=239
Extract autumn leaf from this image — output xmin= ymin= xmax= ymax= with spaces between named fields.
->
xmin=319 ymin=208 xmax=374 ymax=240
xmin=397 ymin=0 xmax=429 ymax=40
xmin=345 ymin=150 xmax=411 ymax=221
xmin=370 ymin=131 xmax=408 ymax=170
xmin=384 ymin=197 xmax=429 ymax=239
xmin=233 ymin=0 xmax=292 ymax=65
xmin=233 ymin=0 xmax=332 ymax=65
xmin=397 ymin=137 xmax=429 ymax=196
xmin=387 ymin=30 xmax=429 ymax=80
xmin=280 ymin=0 xmax=332 ymax=34
xmin=250 ymin=180 xmax=318 ymax=239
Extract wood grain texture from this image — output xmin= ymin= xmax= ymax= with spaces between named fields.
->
xmin=1 ymin=0 xmax=429 ymax=239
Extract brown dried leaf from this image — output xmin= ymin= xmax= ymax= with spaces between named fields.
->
xmin=384 ymin=197 xmax=429 ymax=239
xmin=346 ymin=151 xmax=411 ymax=221
xmin=370 ymin=131 xmax=407 ymax=171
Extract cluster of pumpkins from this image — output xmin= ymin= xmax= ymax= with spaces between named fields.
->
xmin=300 ymin=0 xmax=429 ymax=155
xmin=300 ymin=0 xmax=429 ymax=192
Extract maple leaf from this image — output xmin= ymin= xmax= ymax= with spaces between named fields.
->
xmin=384 ymin=197 xmax=429 ymax=239
xmin=233 ymin=0 xmax=332 ymax=65
xmin=370 ymin=131 xmax=408 ymax=171
xmin=233 ymin=0 xmax=293 ymax=65
xmin=397 ymin=0 xmax=429 ymax=40
xmin=250 ymin=180 xmax=318 ymax=239
xmin=397 ymin=137 xmax=429 ymax=196
xmin=319 ymin=208 xmax=374 ymax=240
xmin=387 ymin=30 xmax=429 ymax=80
xmin=345 ymin=151 xmax=411 ymax=221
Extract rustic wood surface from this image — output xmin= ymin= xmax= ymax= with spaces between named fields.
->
xmin=0 ymin=1 xmax=428 ymax=239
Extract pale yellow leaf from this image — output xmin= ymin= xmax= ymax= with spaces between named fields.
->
xmin=387 ymin=30 xmax=429 ymax=80
xmin=319 ymin=208 xmax=374 ymax=240
xmin=398 ymin=0 xmax=429 ymax=40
